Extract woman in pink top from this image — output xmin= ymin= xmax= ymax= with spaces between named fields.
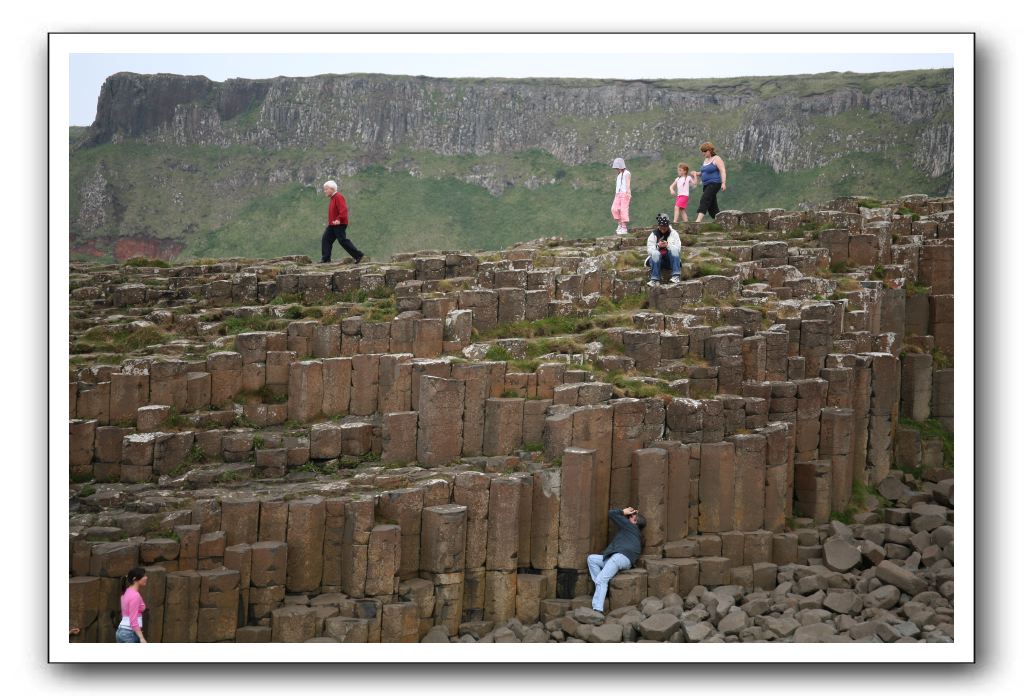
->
xmin=116 ymin=567 xmax=148 ymax=643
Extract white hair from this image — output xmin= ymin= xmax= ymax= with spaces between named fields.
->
xmin=323 ymin=180 xmax=338 ymax=191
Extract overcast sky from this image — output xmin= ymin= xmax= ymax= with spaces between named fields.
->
xmin=69 ymin=51 xmax=953 ymax=126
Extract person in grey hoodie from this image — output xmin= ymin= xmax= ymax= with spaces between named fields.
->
xmin=587 ymin=507 xmax=646 ymax=613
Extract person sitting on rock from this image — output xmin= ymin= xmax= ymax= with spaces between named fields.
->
xmin=587 ymin=507 xmax=646 ymax=614
xmin=645 ymin=213 xmax=682 ymax=286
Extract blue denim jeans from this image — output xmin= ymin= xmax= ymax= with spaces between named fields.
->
xmin=115 ymin=626 xmax=140 ymax=643
xmin=650 ymin=251 xmax=680 ymax=280
xmin=587 ymin=552 xmax=632 ymax=612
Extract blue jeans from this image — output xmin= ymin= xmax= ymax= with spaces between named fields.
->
xmin=650 ymin=251 xmax=680 ymax=280
xmin=115 ymin=626 xmax=140 ymax=643
xmin=587 ymin=552 xmax=632 ymax=612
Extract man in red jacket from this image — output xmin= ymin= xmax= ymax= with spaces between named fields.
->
xmin=321 ymin=180 xmax=365 ymax=263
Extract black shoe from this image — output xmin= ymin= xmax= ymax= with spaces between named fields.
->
xmin=355 ymin=254 xmax=366 ymax=264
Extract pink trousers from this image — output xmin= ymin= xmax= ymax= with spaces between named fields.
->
xmin=611 ymin=192 xmax=631 ymax=223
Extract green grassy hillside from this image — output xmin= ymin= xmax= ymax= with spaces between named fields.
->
xmin=71 ymin=143 xmax=949 ymax=263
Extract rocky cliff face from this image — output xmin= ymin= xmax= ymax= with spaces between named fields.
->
xmin=72 ymin=70 xmax=953 ymax=261
xmin=86 ymin=71 xmax=953 ymax=175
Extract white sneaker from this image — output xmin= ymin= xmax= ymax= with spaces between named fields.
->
xmin=670 ymin=275 xmax=681 ymax=284
xmin=615 ymin=226 xmax=628 ymax=236
xmin=647 ymin=280 xmax=659 ymax=287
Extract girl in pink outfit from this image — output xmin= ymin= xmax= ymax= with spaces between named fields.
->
xmin=116 ymin=567 xmax=148 ymax=643
xmin=611 ymin=157 xmax=631 ymax=235
xmin=669 ymin=162 xmax=697 ymax=223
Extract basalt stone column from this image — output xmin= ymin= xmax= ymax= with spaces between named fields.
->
xmin=321 ymin=497 xmax=346 ymax=590
xmin=932 ymin=368 xmax=954 ymax=431
xmin=120 ymin=433 xmax=156 ymax=483
xmin=623 ymin=331 xmax=661 ymax=372
xmin=486 ymin=477 xmax=521 ymax=572
xmin=698 ymin=441 xmax=735 ymax=533
xmin=271 ymin=605 xmax=318 ymax=643
xmin=321 ymin=356 xmax=353 ymax=418
xmin=174 ymin=524 xmax=200 ymax=571
xmin=417 ymin=376 xmax=465 ymax=466
xmin=265 ymin=350 xmax=294 ymax=392
xmin=206 ymin=352 xmax=242 ymax=409
xmin=483 ymin=398 xmax=524 ymax=456
xmin=365 ymin=525 xmax=401 ymax=597
xmin=381 ymin=412 xmax=418 ymax=464
xmin=76 ymin=380 xmax=110 ymax=425
xmin=610 ymin=399 xmax=646 ymax=508
xmin=650 ymin=440 xmax=691 ymax=541
xmin=900 ymin=352 xmax=933 ymax=422
xmin=377 ymin=487 xmax=424 ymax=580
xmin=377 ymin=354 xmax=413 ymax=414
xmin=350 ymin=354 xmax=381 ymax=416
xmin=867 ymin=352 xmax=900 ymax=485
xmin=839 ymin=354 xmax=873 ymax=486
xmin=762 ymin=422 xmax=792 ymax=531
xmin=224 ymin=544 xmax=252 ymax=627
xmin=197 ymin=568 xmax=239 ymax=642
xmin=820 ymin=407 xmax=854 ymax=512
xmin=309 ymin=323 xmax=340 ymax=359
xmin=799 ymin=320 xmax=833 ymax=378
xmin=509 ymin=472 xmax=533 ymax=570
xmin=69 ymin=419 xmax=96 ymax=475
xmin=258 ymin=500 xmax=289 ymax=542
xmin=443 ymin=309 xmax=474 ymax=351
xmin=820 ymin=366 xmax=854 ymax=409
xmin=286 ymin=497 xmax=326 ymax=593
xmin=69 ymin=576 xmax=101 ymax=643
xmin=522 ymin=399 xmax=552 ymax=448
xmin=929 ymin=294 xmax=954 ymax=355
xmin=309 ymin=422 xmax=344 ymax=460
xmin=485 ymin=476 xmax=521 ymax=623
xmin=631 ymin=448 xmax=667 ymax=555
xmin=411 ymin=360 xmax=453 ymax=410
xmin=287 ymin=360 xmax=323 ymax=423
xmin=795 ymin=379 xmax=827 ymax=462
xmin=530 ymin=468 xmax=561 ymax=571
xmin=731 ymin=434 xmax=766 ymax=532
xmin=420 ymin=504 xmax=467 ymax=635
xmin=919 ymin=244 xmax=954 ymax=295
xmin=544 ymin=410 xmax=574 ymax=459
xmin=536 ymin=363 xmax=567 ymax=400
xmin=497 ymin=287 xmax=526 ymax=326
xmin=339 ymin=317 xmax=362 ymax=357
xmin=794 ymin=460 xmax=832 ymax=523
xmin=572 ymin=405 xmax=613 ymax=547
xmin=250 ymin=541 xmax=287 ymax=589
xmin=742 ymin=335 xmax=768 ymax=383
xmin=342 ymin=497 xmax=375 ymax=599
xmin=451 ymin=362 xmax=490 ymax=457
xmin=381 ymin=601 xmax=420 ymax=642
xmin=412 ymin=318 xmax=444 ymax=358
xmin=163 ymin=570 xmax=202 ymax=642
xmin=879 ymin=287 xmax=907 ymax=353
xmin=287 ymin=320 xmax=317 ymax=357
xmin=761 ymin=330 xmax=789 ymax=382
xmin=109 ymin=372 xmax=149 ymax=423
xmin=149 ymin=359 xmax=189 ymax=410
xmin=453 ymin=471 xmax=490 ymax=577
xmin=220 ymin=497 xmax=259 ymax=547
xmin=666 ymin=397 xmax=704 ymax=444
xmin=458 ymin=289 xmax=499 ymax=333
xmin=558 ymin=448 xmax=595 ymax=571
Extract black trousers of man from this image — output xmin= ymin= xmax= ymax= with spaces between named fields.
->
xmin=320 ymin=224 xmax=363 ymax=263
